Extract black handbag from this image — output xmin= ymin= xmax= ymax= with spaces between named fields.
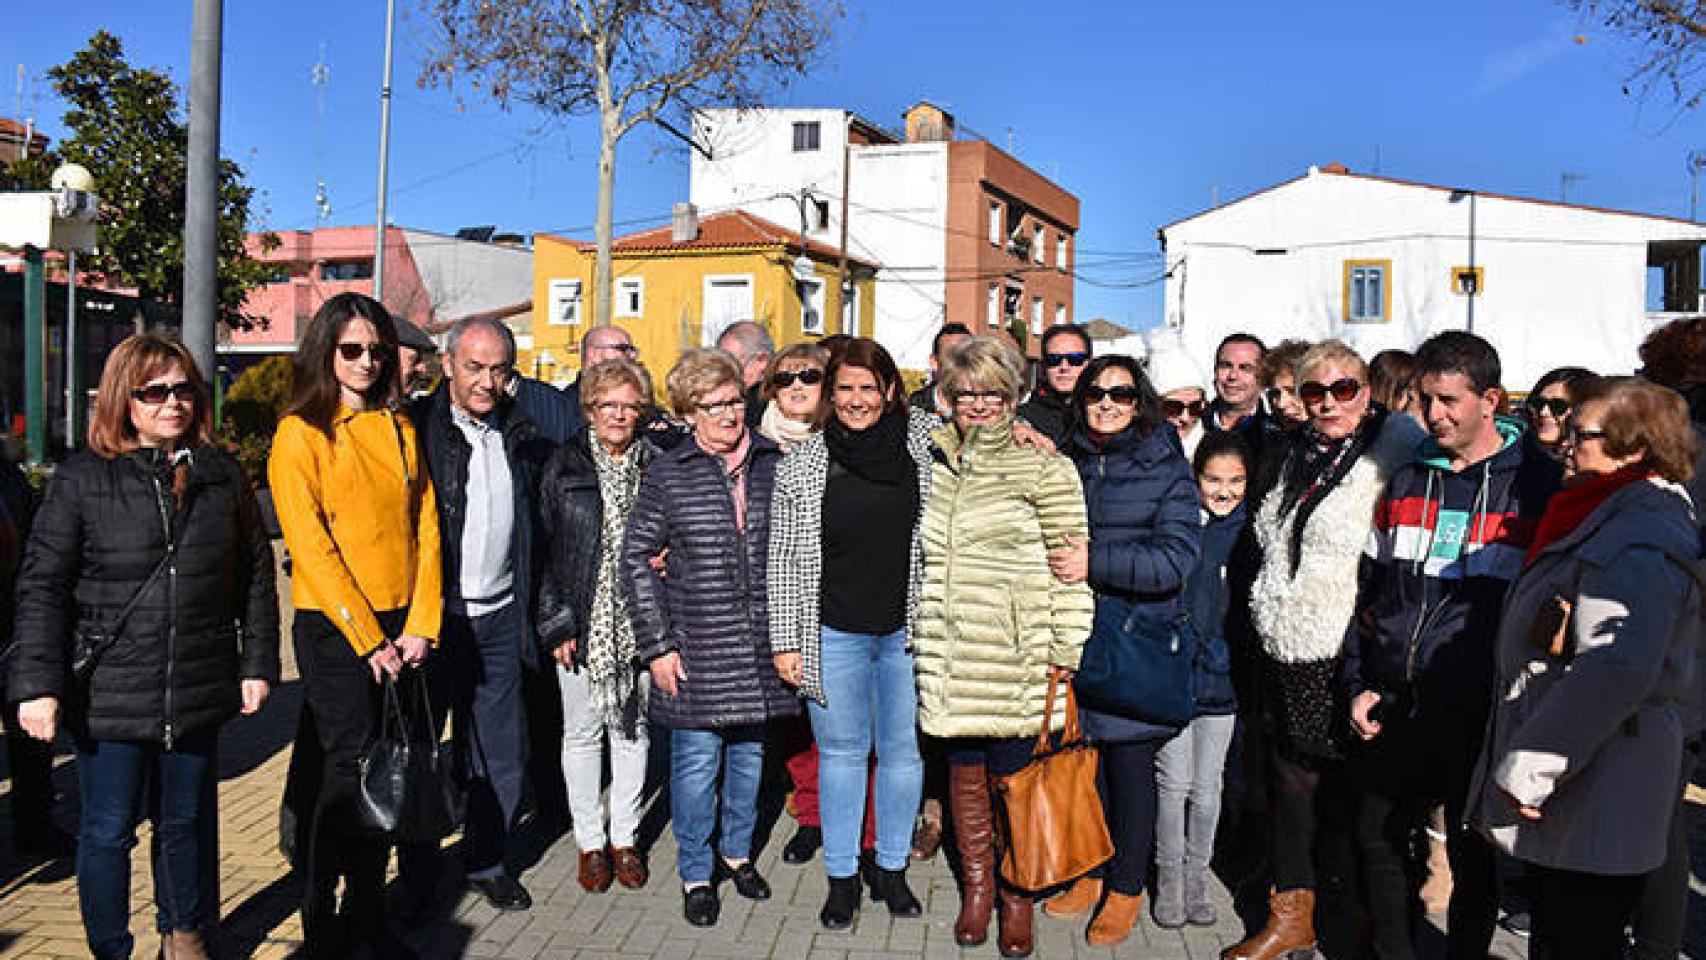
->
xmin=358 ymin=672 xmax=461 ymax=841
xmin=1072 ymin=594 xmax=1198 ymax=727
xmin=70 ymin=543 xmax=177 ymax=684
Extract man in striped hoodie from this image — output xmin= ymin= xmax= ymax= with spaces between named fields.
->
xmin=1342 ymin=331 xmax=1561 ymax=960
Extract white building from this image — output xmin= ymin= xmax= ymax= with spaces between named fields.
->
xmin=691 ymin=105 xmax=1079 ymax=370
xmin=1157 ymin=164 xmax=1706 ymax=391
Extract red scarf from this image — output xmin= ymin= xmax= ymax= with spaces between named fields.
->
xmin=1525 ymin=464 xmax=1653 ymax=565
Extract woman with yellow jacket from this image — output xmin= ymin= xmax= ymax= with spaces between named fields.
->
xmin=912 ymin=336 xmax=1094 ymax=959
xmin=269 ymin=292 xmax=441 ymax=959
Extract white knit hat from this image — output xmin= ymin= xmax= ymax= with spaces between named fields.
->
xmin=1146 ymin=349 xmax=1208 ymax=397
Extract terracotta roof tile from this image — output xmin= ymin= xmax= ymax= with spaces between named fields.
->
xmin=569 ymin=210 xmax=877 ymax=268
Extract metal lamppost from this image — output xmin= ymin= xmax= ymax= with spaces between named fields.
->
xmin=1449 ymin=189 xmax=1478 ymax=334
xmin=1690 ymin=152 xmax=1706 ymax=222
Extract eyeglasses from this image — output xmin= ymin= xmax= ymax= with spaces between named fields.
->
xmin=336 ymin=342 xmax=388 ymax=363
xmin=1529 ymin=397 xmax=1571 ymax=418
xmin=1161 ymin=397 xmax=1204 ymax=417
xmin=131 ymin=382 xmax=197 ymax=405
xmin=697 ymin=397 xmax=747 ymax=418
xmin=771 ymin=368 xmax=824 ymax=389
xmin=1044 ymin=352 xmax=1090 ymax=368
xmin=589 ymin=341 xmax=638 ymax=356
xmin=952 ymin=390 xmax=1007 ymax=407
xmin=1563 ymin=425 xmax=1608 ymax=446
xmin=1298 ymin=378 xmax=1362 ymax=404
xmin=593 ymin=400 xmax=646 ymax=418
xmin=1086 ymin=385 xmax=1141 ymax=406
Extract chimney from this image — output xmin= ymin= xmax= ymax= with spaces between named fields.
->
xmin=671 ymin=202 xmax=699 ymax=243
xmin=904 ymin=102 xmax=955 ymax=144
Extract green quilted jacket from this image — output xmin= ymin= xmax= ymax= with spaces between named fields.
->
xmin=913 ymin=419 xmax=1094 ymax=739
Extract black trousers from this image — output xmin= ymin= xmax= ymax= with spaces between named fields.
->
xmin=1091 ymin=738 xmax=1161 ymax=896
xmin=3 ymin=699 xmax=56 ymax=834
xmin=1531 ymin=865 xmax=1644 ymax=960
xmin=1629 ymin=746 xmax=1695 ymax=960
xmin=293 ymin=609 xmax=406 ymax=954
xmin=1351 ymin=711 xmax=1497 ymax=960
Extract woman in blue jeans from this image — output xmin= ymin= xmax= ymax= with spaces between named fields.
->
xmin=770 ymin=338 xmax=933 ymax=929
xmin=10 ymin=335 xmax=279 ymax=960
xmin=622 ymin=348 xmax=799 ymax=928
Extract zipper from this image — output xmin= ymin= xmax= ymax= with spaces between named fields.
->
xmin=151 ymin=470 xmax=179 ymax=751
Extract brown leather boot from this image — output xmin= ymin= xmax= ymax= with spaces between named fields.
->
xmin=1221 ymin=887 xmax=1317 ymax=960
xmin=996 ymin=886 xmax=1035 ymax=958
xmin=1086 ymin=890 xmax=1143 ymax=946
xmin=948 ymin=763 xmax=995 ymax=947
xmin=160 ymin=930 xmax=210 ymax=960
xmin=1042 ymin=876 xmax=1103 ymax=919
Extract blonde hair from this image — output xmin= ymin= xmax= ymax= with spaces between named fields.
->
xmin=1296 ymin=339 xmax=1368 ymax=385
xmin=89 ymin=334 xmax=213 ymax=458
xmin=580 ymin=358 xmax=654 ymax=413
xmin=939 ymin=336 xmax=1024 ymax=404
xmin=665 ymin=348 xmax=743 ymax=417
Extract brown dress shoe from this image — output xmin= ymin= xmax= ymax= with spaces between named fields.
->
xmin=1222 ymin=887 xmax=1317 ymax=960
xmin=612 ymin=846 xmax=648 ymax=890
xmin=948 ymin=763 xmax=995 ymax=947
xmin=1087 ymin=890 xmax=1143 ymax=946
xmin=1042 ymin=876 xmax=1103 ymax=919
xmin=579 ymin=847 xmax=614 ymax=893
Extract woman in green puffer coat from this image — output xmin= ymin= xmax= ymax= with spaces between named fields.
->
xmin=912 ymin=335 xmax=1094 ymax=960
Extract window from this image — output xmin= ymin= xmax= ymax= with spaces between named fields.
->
xmin=1057 ymin=235 xmax=1069 ymax=271
xmin=800 ymin=278 xmax=826 ymax=334
xmin=843 ymin=284 xmax=861 ymax=337
xmin=1031 ymin=297 xmax=1044 ymax=335
xmin=812 ymin=198 xmax=830 ymax=232
xmin=548 ymin=279 xmax=582 ymax=327
xmin=987 ymin=283 xmax=1000 ymax=326
xmin=989 ymin=202 xmax=1004 ymax=246
xmin=616 ymin=277 xmax=644 ymax=318
xmin=321 ymin=260 xmax=373 ymax=281
xmin=1055 ymin=303 xmax=1067 ymax=328
xmin=1033 ymin=226 xmax=1045 ymax=265
xmin=1343 ymin=260 xmax=1391 ymax=323
xmin=1450 ymin=266 xmax=1484 ymax=296
xmin=792 ymin=121 xmax=821 ymax=152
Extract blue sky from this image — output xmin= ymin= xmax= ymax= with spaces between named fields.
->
xmin=4 ymin=0 xmax=1699 ymax=330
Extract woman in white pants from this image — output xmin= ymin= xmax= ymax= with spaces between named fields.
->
xmin=536 ymin=359 xmax=660 ymax=892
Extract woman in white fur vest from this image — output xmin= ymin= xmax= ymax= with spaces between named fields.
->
xmin=1222 ymin=340 xmax=1421 ymax=960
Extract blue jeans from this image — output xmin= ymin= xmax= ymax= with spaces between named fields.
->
xmin=669 ymin=724 xmax=765 ymax=885
xmin=807 ymin=626 xmax=922 ymax=878
xmin=76 ymin=731 xmax=217 ymax=959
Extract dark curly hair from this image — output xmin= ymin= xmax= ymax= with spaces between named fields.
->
xmin=1639 ymin=315 xmax=1706 ymax=388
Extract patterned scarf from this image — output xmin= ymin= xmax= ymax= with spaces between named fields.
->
xmin=587 ymin=438 xmax=643 ymax=724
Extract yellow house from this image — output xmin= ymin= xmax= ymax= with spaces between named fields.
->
xmin=524 ymin=210 xmax=878 ymax=391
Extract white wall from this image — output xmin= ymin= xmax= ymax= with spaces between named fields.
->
xmin=1161 ymin=170 xmax=1706 ymax=391
xmin=691 ymin=108 xmax=850 ymax=243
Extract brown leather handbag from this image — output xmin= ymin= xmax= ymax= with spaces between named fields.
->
xmin=992 ymin=673 xmax=1114 ymax=892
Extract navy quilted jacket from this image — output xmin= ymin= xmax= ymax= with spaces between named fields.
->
xmin=620 ymin=434 xmax=799 ymax=729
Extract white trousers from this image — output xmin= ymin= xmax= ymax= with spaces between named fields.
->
xmin=558 ymin=664 xmax=650 ymax=851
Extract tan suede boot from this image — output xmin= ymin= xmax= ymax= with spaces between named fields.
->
xmin=1042 ymin=876 xmax=1103 ymax=919
xmin=1086 ymin=890 xmax=1144 ymax=946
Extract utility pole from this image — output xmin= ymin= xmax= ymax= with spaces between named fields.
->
xmin=183 ymin=0 xmax=223 ymax=385
xmin=1690 ymin=152 xmax=1706 ymax=222
xmin=373 ymin=0 xmax=397 ymax=301
xmin=837 ymin=114 xmax=852 ymax=334
xmin=64 ymin=249 xmax=78 ymax=447
xmin=22 ymin=247 xmax=43 ymax=464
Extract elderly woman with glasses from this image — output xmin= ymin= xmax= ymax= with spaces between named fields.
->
xmin=621 ymin=347 xmax=798 ymax=928
xmin=1225 ymin=339 xmax=1415 ymax=960
xmin=913 ymin=336 xmax=1094 ymax=959
xmin=1470 ymin=377 xmax=1701 ymax=959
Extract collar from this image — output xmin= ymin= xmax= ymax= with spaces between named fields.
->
xmin=450 ymin=401 xmax=496 ymax=434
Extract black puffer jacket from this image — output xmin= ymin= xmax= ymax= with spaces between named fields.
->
xmin=620 ymin=434 xmax=798 ymax=729
xmin=535 ymin=427 xmax=657 ymax=663
xmin=8 ymin=446 xmax=280 ymax=744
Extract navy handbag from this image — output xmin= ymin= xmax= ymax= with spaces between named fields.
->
xmin=1072 ymin=594 xmax=1199 ymax=727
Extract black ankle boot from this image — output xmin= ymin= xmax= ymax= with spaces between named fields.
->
xmin=820 ymin=875 xmax=862 ymax=930
xmin=870 ymin=864 xmax=923 ymax=918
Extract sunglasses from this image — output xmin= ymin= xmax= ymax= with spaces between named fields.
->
xmin=336 ymin=342 xmax=388 ymax=363
xmin=1044 ymin=352 xmax=1090 ymax=368
xmin=1084 ymin=385 xmax=1140 ymax=405
xmin=1563 ymin=425 xmax=1608 ymax=446
xmin=1528 ymin=397 xmax=1570 ymax=418
xmin=1161 ymin=397 xmax=1205 ymax=418
xmin=131 ymin=381 xmax=197 ymax=405
xmin=1298 ymin=378 xmax=1362 ymax=404
xmin=771 ymin=368 xmax=824 ymax=389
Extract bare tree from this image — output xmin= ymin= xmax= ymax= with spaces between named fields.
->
xmin=1571 ymin=0 xmax=1706 ymax=108
xmin=421 ymin=0 xmax=842 ymax=327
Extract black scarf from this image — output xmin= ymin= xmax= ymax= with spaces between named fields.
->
xmin=824 ymin=407 xmax=913 ymax=486
xmin=1275 ymin=407 xmax=1385 ymax=576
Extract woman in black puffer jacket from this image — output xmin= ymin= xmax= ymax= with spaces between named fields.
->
xmin=9 ymin=334 xmax=279 ymax=960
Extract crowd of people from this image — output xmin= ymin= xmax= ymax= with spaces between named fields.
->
xmin=3 ymin=290 xmax=1704 ymax=960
